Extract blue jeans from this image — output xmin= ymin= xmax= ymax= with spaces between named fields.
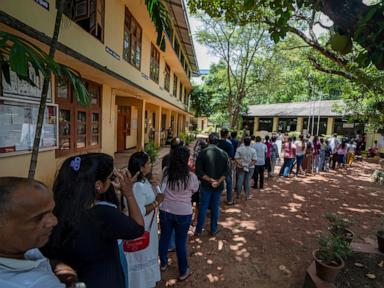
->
xmin=168 ymin=230 xmax=175 ymax=250
xmin=236 ymin=167 xmax=254 ymax=198
xmin=195 ymin=187 xmax=222 ymax=234
xmin=159 ymin=211 xmax=192 ymax=275
xmin=280 ymin=158 xmax=294 ymax=177
xmin=226 ymin=173 xmax=233 ymax=202
xmin=296 ymin=155 xmax=304 ymax=175
xmin=319 ymin=150 xmax=326 ymax=171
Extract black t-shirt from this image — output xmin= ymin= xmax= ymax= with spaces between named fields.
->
xmin=44 ymin=205 xmax=144 ymax=288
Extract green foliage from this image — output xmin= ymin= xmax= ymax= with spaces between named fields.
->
xmin=145 ymin=0 xmax=167 ymax=51
xmin=144 ymin=140 xmax=159 ymax=165
xmin=189 ymin=84 xmax=213 ymax=117
xmin=378 ymin=217 xmax=384 ymax=232
xmin=179 ymin=132 xmax=195 ymax=145
xmin=188 ymin=0 xmax=384 ymax=70
xmin=0 ymin=31 xmax=90 ymax=106
xmin=325 ymin=212 xmax=353 ymax=237
xmin=316 ymin=234 xmax=352 ymax=264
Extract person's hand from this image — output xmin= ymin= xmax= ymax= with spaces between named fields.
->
xmin=54 ymin=262 xmax=78 ymax=287
xmin=112 ymin=168 xmax=140 ymax=198
xmin=155 ymin=193 xmax=165 ymax=204
xmin=211 ymin=181 xmax=219 ymax=188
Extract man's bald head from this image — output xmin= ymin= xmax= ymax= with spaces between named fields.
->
xmin=0 ymin=177 xmax=48 ymax=221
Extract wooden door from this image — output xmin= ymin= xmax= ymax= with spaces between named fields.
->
xmin=117 ymin=113 xmax=126 ymax=152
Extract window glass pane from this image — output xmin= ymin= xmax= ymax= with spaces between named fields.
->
xmin=57 ymin=81 xmax=69 ymax=100
xmin=0 ymin=100 xmax=57 ymax=154
xmin=59 ymin=109 xmax=71 ymax=150
xmin=77 ymin=111 xmax=87 ymax=148
xmin=88 ymin=85 xmax=99 ymax=105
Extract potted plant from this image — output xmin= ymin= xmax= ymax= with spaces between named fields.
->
xmin=377 ymin=217 xmax=384 ymax=253
xmin=325 ymin=212 xmax=354 ymax=244
xmin=144 ymin=140 xmax=159 ymax=172
xmin=313 ymin=234 xmax=352 ymax=283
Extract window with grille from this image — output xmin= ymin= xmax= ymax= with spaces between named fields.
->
xmin=164 ymin=64 xmax=170 ymax=92
xmin=56 ymin=79 xmax=101 ymax=156
xmin=123 ymin=8 xmax=142 ymax=69
xmin=150 ymin=44 xmax=160 ymax=83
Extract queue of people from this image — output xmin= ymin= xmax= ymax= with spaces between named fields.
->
xmin=0 ymin=130 xmax=366 ymax=288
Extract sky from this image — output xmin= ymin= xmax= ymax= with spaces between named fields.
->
xmin=188 ymin=14 xmax=220 ymax=71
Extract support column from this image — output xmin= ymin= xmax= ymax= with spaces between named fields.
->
xmin=253 ymin=117 xmax=259 ymax=135
xmin=297 ymin=117 xmax=304 ymax=132
xmin=172 ymin=112 xmax=177 ymax=136
xmin=154 ymin=106 xmax=162 ymax=147
xmin=137 ymin=99 xmax=146 ymax=150
xmin=272 ymin=117 xmax=279 ymax=132
xmin=165 ymin=109 xmax=171 ymax=130
xmin=327 ymin=117 xmax=334 ymax=136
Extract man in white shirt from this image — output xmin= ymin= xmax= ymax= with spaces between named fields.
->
xmin=328 ymin=133 xmax=340 ymax=169
xmin=251 ymin=136 xmax=267 ymax=190
xmin=235 ymin=137 xmax=257 ymax=200
xmin=0 ymin=177 xmax=65 ymax=288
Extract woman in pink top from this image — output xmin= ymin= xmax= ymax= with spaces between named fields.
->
xmin=279 ymin=137 xmax=296 ymax=177
xmin=159 ymin=146 xmax=199 ymax=281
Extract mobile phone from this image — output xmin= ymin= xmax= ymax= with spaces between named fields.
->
xmin=156 ymin=185 xmax=163 ymax=194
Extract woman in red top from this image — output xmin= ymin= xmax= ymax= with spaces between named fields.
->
xmin=279 ymin=137 xmax=296 ymax=177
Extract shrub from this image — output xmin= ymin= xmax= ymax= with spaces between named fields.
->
xmin=372 ymin=170 xmax=384 ymax=185
xmin=316 ymin=234 xmax=352 ymax=264
xmin=144 ymin=140 xmax=159 ymax=167
xmin=325 ymin=212 xmax=353 ymax=237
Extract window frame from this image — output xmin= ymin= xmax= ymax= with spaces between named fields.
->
xmin=173 ymin=74 xmax=178 ymax=97
xmin=164 ymin=64 xmax=171 ymax=92
xmin=123 ymin=7 xmax=142 ymax=70
xmin=55 ymin=79 xmax=102 ymax=157
xmin=150 ymin=44 xmax=160 ymax=83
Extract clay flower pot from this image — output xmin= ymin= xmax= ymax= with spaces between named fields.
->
xmin=313 ymin=249 xmax=345 ymax=283
xmin=377 ymin=231 xmax=384 ymax=253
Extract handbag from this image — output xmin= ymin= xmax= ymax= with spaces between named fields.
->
xmin=123 ymin=210 xmax=156 ymax=252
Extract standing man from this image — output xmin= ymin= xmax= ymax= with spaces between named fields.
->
xmin=217 ymin=128 xmax=235 ymax=205
xmin=329 ymin=133 xmax=339 ymax=169
xmin=195 ymin=133 xmax=230 ymax=236
xmin=0 ymin=177 xmax=65 ymax=288
xmin=252 ymin=136 xmax=267 ymax=190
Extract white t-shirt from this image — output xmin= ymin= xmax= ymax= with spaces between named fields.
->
xmin=235 ymin=145 xmax=257 ymax=168
xmin=251 ymin=142 xmax=267 ymax=166
xmin=294 ymin=140 xmax=306 ymax=156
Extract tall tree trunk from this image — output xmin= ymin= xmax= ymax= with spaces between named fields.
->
xmin=28 ymin=0 xmax=65 ymax=179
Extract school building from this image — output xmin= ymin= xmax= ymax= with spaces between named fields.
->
xmin=0 ymin=0 xmax=198 ymax=185
xmin=242 ymin=100 xmax=366 ymax=137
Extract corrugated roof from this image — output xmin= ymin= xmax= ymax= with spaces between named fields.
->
xmin=164 ymin=0 xmax=199 ymax=73
xmin=245 ymin=100 xmax=346 ymax=117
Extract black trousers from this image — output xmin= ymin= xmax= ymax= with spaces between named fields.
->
xmin=265 ymin=157 xmax=271 ymax=173
xmin=253 ymin=165 xmax=264 ymax=189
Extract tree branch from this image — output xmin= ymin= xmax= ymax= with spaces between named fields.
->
xmin=308 ymin=56 xmax=355 ymax=80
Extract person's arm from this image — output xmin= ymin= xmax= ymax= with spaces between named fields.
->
xmin=145 ymin=193 xmax=164 ymax=215
xmin=112 ymin=169 xmax=144 ymax=228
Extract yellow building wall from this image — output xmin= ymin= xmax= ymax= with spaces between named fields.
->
xmin=253 ymin=117 xmax=259 ymax=134
xmin=297 ymin=117 xmax=304 ymax=132
xmin=327 ymin=118 xmax=334 ymax=136
xmin=126 ymin=107 xmax=138 ymax=149
xmin=272 ymin=117 xmax=279 ymax=132
xmin=0 ymin=0 xmax=191 ymax=109
xmin=0 ymin=151 xmax=58 ymax=188
xmin=101 ymin=84 xmax=116 ymax=156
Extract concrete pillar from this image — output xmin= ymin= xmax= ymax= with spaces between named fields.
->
xmin=173 ymin=112 xmax=178 ymax=136
xmin=154 ymin=106 xmax=162 ymax=147
xmin=253 ymin=117 xmax=259 ymax=135
xmin=297 ymin=117 xmax=304 ymax=132
xmin=137 ymin=99 xmax=146 ymax=150
xmin=165 ymin=109 xmax=171 ymax=130
xmin=273 ymin=117 xmax=279 ymax=132
xmin=327 ymin=117 xmax=334 ymax=136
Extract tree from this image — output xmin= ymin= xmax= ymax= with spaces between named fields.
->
xmin=195 ymin=14 xmax=270 ymax=128
xmin=188 ymin=0 xmax=384 ymax=70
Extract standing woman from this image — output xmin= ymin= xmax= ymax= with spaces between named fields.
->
xmin=270 ymin=137 xmax=279 ymax=176
xmin=159 ymin=146 xmax=199 ymax=281
xmin=294 ymin=135 xmax=306 ymax=176
xmin=312 ymin=136 xmax=321 ymax=173
xmin=42 ymin=153 xmax=145 ymax=288
xmin=125 ymin=152 xmax=163 ymax=288
xmin=280 ymin=137 xmax=296 ymax=177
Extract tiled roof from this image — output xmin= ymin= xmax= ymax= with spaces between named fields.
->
xmin=245 ymin=100 xmax=346 ymax=117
